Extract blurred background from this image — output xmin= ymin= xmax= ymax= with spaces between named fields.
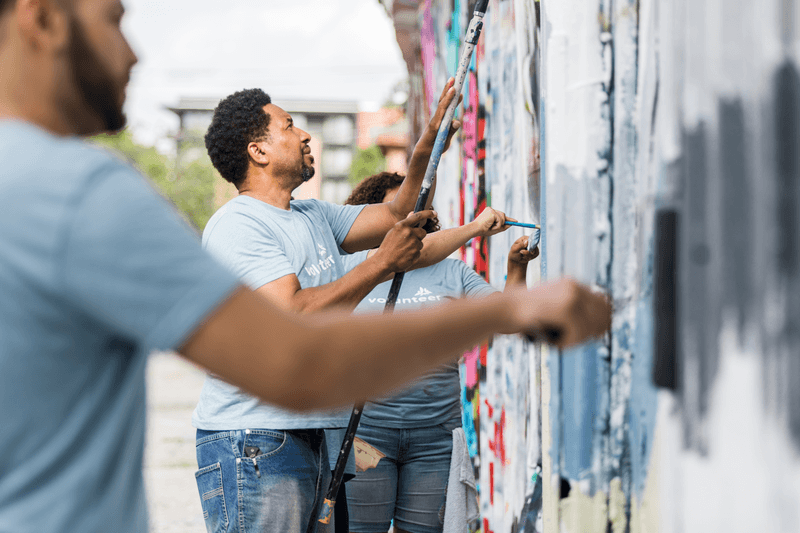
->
xmin=99 ymin=0 xmax=412 ymax=230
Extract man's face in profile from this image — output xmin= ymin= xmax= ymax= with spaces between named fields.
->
xmin=65 ymin=0 xmax=137 ymax=133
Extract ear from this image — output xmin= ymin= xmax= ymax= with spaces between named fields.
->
xmin=17 ymin=0 xmax=70 ymax=52
xmin=247 ymin=140 xmax=270 ymax=166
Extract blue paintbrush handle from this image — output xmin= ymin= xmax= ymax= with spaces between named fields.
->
xmin=505 ymin=221 xmax=540 ymax=229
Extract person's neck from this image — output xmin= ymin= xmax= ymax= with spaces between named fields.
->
xmin=238 ymin=174 xmax=295 ymax=210
xmin=0 ymin=100 xmax=76 ymax=136
xmin=0 ymin=58 xmax=96 ymax=137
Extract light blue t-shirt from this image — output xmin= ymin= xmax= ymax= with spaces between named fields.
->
xmin=354 ymin=258 xmax=497 ymax=428
xmin=192 ymin=196 xmax=368 ymax=430
xmin=0 ymin=122 xmax=241 ymax=533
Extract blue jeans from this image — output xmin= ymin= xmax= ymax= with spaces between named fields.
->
xmin=194 ymin=428 xmax=333 ymax=533
xmin=346 ymin=418 xmax=460 ymax=533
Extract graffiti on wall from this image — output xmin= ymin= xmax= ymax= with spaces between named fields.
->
xmin=394 ymin=0 xmax=800 ymax=531
xmin=411 ymin=1 xmax=545 ymax=531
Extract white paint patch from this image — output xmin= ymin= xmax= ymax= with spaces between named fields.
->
xmin=664 ymin=316 xmax=800 ymax=532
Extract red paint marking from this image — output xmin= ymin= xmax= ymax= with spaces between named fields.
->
xmin=489 ymin=462 xmax=494 ymax=505
xmin=480 ymin=343 xmax=488 ymax=366
xmin=484 ymin=398 xmax=494 ymax=418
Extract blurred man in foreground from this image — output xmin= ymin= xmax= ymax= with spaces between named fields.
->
xmin=0 ymin=0 xmax=612 ymax=532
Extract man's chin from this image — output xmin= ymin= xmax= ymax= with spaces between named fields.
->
xmin=103 ymin=108 xmax=127 ymax=133
xmin=301 ymin=165 xmax=315 ymax=182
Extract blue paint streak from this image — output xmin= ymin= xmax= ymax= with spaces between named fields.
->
xmin=459 ymin=366 xmax=479 ymax=457
xmin=629 ymin=236 xmax=659 ymax=499
xmin=560 ymin=342 xmax=605 ymax=482
xmin=447 ymin=0 xmax=462 ymax=76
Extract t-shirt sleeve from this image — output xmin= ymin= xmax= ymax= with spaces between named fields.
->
xmin=339 ymin=249 xmax=370 ymax=273
xmin=317 ymin=200 xmax=366 ymax=245
xmin=456 ymin=260 xmax=498 ymax=298
xmin=60 ymin=162 xmax=241 ymax=351
xmin=202 ymin=210 xmax=296 ymax=291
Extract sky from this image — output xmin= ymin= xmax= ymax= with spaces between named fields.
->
xmin=121 ymin=0 xmax=408 ymax=150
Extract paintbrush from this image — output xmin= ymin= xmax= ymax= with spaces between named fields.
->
xmin=503 ymin=221 xmax=542 ymax=251
xmin=504 ymin=221 xmax=541 ymax=229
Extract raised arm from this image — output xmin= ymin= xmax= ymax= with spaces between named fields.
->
xmin=505 ymin=235 xmax=540 ymax=289
xmin=341 ymin=80 xmax=463 ymax=253
xmin=180 ymin=277 xmax=612 ymax=411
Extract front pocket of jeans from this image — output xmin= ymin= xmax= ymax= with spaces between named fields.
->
xmin=243 ymin=430 xmax=286 ymax=460
xmin=195 ymin=462 xmax=228 ymax=531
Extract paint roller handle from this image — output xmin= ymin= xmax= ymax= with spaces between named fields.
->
xmin=416 ymin=2 xmax=487 ymax=196
xmin=507 ymin=279 xmax=612 ymax=349
xmin=315 ymin=404 xmax=364 ymax=528
xmin=524 ymin=328 xmax=563 ymax=345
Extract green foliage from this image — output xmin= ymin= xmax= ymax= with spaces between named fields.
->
xmin=91 ymin=130 xmax=217 ymax=230
xmin=349 ymin=145 xmax=386 ymax=186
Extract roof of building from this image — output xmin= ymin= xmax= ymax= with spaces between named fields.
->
xmin=166 ymin=97 xmax=360 ymax=116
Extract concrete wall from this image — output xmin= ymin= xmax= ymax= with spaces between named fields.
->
xmin=395 ymin=0 xmax=800 ymax=531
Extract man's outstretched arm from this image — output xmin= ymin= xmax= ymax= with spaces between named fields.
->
xmin=341 ymin=79 xmax=462 ymax=253
xmin=179 ymin=277 xmax=612 ymax=412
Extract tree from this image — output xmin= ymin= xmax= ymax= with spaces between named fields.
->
xmin=349 ymin=145 xmax=386 ymax=186
xmin=92 ymin=130 xmax=217 ymax=230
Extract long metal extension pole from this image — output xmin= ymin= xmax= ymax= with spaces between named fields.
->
xmin=315 ymin=1 xmax=491 ymax=529
xmin=383 ymin=0 xmax=489 ymax=312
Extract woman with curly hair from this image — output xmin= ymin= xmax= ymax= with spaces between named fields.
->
xmin=343 ymin=172 xmax=539 ymax=533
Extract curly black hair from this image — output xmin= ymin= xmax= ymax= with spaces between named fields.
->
xmin=346 ymin=172 xmax=440 ymax=232
xmin=346 ymin=172 xmax=405 ymax=206
xmin=205 ymin=88 xmax=272 ymax=187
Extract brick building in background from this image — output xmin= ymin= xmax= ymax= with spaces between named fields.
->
xmin=356 ymin=106 xmax=410 ymax=175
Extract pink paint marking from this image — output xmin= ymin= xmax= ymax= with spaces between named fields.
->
xmin=462 ymin=72 xmax=479 ymax=157
xmin=420 ymin=0 xmax=436 ymax=115
xmin=464 ymin=346 xmax=479 ymax=388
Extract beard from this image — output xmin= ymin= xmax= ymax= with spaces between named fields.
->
xmin=301 ymin=163 xmax=315 ymax=182
xmin=68 ymin=19 xmax=127 ymax=132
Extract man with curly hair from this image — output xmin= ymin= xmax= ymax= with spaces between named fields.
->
xmin=0 ymin=1 xmax=612 ymax=531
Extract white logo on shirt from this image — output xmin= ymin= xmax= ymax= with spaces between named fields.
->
xmin=414 ymin=287 xmax=433 ymax=297
xmin=304 ymin=243 xmax=335 ymax=277
xmin=367 ymin=286 xmax=442 ymax=305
